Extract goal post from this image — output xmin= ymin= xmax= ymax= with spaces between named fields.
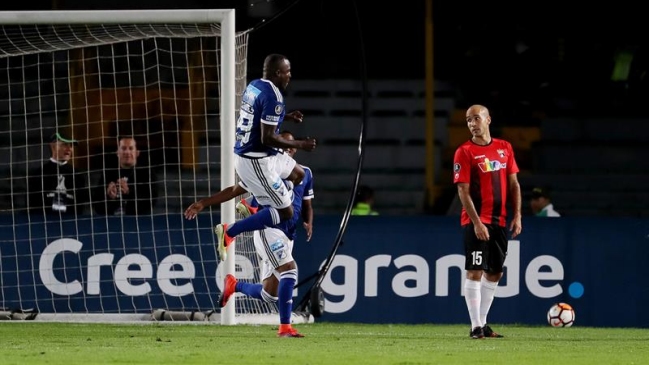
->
xmin=0 ymin=9 xmax=311 ymax=325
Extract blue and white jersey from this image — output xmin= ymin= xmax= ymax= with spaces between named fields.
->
xmin=234 ymin=79 xmax=286 ymax=157
xmin=277 ymin=165 xmax=314 ymax=241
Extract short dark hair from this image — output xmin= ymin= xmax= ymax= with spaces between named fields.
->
xmin=355 ymin=185 xmax=374 ymax=204
xmin=117 ymin=136 xmax=138 ymax=147
xmin=531 ymin=186 xmax=551 ymax=199
xmin=263 ymin=54 xmax=287 ymax=77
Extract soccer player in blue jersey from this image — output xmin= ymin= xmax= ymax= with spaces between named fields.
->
xmin=214 ymin=53 xmax=316 ymax=263
xmin=184 ymin=131 xmax=314 ymax=337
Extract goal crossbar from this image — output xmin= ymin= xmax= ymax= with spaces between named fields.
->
xmin=0 ymin=9 xmax=233 ymax=25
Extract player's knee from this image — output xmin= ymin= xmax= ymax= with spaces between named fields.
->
xmin=484 ymin=271 xmax=503 ymax=282
xmin=276 ymin=260 xmax=297 ymax=273
xmin=278 ymin=206 xmax=293 ymax=221
xmin=289 ymin=165 xmax=304 ymax=186
xmin=466 ymin=270 xmax=483 ymax=281
xmin=261 ymin=288 xmax=278 ymax=303
xmin=262 ymin=276 xmax=279 ymax=296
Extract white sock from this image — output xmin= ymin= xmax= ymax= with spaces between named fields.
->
xmin=480 ymin=276 xmax=498 ymax=326
xmin=464 ymin=279 xmax=482 ymax=329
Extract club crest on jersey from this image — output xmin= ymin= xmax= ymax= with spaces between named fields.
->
xmin=275 ymin=105 xmax=284 ymax=115
xmin=497 ymin=149 xmax=506 ymax=158
xmin=478 ymin=157 xmax=506 ymax=173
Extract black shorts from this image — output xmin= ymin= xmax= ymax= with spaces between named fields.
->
xmin=463 ymin=223 xmax=508 ymax=273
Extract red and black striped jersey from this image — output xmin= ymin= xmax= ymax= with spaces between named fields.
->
xmin=453 ymin=138 xmax=519 ymax=227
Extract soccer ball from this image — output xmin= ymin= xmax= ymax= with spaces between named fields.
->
xmin=547 ymin=302 xmax=575 ymax=327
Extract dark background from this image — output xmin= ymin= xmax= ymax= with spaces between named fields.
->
xmin=1 ymin=0 xmax=647 ymax=217
xmin=4 ymin=0 xmax=647 ymax=99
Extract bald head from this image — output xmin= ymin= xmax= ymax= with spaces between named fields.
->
xmin=466 ymin=104 xmax=490 ymax=119
xmin=465 ymin=104 xmax=492 ymax=143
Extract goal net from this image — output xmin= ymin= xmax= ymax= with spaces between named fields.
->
xmin=0 ymin=9 xmax=310 ymax=325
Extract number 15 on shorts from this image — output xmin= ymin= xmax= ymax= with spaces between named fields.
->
xmin=471 ymin=251 xmax=483 ymax=265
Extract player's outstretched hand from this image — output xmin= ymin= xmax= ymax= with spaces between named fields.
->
xmin=184 ymin=201 xmax=205 ymax=220
xmin=300 ymin=137 xmax=317 ymax=152
xmin=285 ymin=110 xmax=304 ymax=123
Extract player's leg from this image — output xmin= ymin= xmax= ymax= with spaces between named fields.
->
xmin=236 ymin=195 xmax=259 ymax=218
xmin=218 ymin=273 xmax=278 ymax=308
xmin=275 ymin=261 xmax=301 ymax=337
xmin=231 ymin=154 xmax=293 ymax=225
xmin=481 ymin=224 xmax=507 ymax=338
xmin=464 ymin=223 xmax=487 ymax=339
xmin=255 ymin=228 xmax=302 ymax=337
xmin=215 ymin=155 xmax=293 ymax=261
xmin=219 ymin=230 xmax=281 ymax=308
xmin=283 ymin=164 xmax=304 ymax=192
xmin=261 ymin=272 xmax=279 ymax=297
xmin=277 ymin=150 xmax=303 ymax=190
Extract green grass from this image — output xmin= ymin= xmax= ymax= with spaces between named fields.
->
xmin=1 ymin=322 xmax=648 ymax=364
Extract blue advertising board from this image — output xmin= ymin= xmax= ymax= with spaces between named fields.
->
xmin=0 ymin=214 xmax=221 ymax=313
xmin=1 ymin=214 xmax=648 ymax=327
xmin=294 ymin=216 xmax=649 ymax=328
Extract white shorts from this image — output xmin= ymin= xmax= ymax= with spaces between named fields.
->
xmin=274 ymin=152 xmax=297 ymax=180
xmin=234 ymin=153 xmax=296 ymax=209
xmin=254 ymin=227 xmax=294 ymax=281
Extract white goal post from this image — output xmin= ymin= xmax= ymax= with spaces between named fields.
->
xmin=0 ymin=9 xmax=312 ymax=326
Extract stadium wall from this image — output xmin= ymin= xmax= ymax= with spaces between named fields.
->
xmin=1 ymin=214 xmax=647 ymax=328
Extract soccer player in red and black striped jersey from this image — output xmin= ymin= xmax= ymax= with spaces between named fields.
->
xmin=453 ymin=104 xmax=522 ymax=339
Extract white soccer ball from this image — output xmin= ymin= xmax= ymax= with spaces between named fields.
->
xmin=547 ymin=302 xmax=575 ymax=327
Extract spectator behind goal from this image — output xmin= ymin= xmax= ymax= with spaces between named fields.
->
xmin=93 ymin=136 xmax=159 ymax=216
xmin=530 ymin=187 xmax=561 ymax=217
xmin=27 ymin=132 xmax=89 ymax=216
xmin=351 ymin=185 xmax=379 ymax=216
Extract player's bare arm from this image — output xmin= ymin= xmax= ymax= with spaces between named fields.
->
xmin=457 ymin=183 xmax=490 ymax=241
xmin=184 ymin=184 xmax=247 ymax=220
xmin=301 ymin=198 xmax=313 ymax=242
xmin=508 ymin=173 xmax=522 ymax=238
xmin=284 ymin=110 xmax=303 ymax=123
xmin=260 ymin=122 xmax=316 ymax=151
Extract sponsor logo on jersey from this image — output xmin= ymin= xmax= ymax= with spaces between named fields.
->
xmin=264 ymin=115 xmax=281 ymax=122
xmin=478 ymin=158 xmax=506 ymax=173
xmin=243 ymin=85 xmax=261 ymax=104
xmin=270 ymin=239 xmax=285 ymax=252
xmin=270 ymin=239 xmax=287 ymax=259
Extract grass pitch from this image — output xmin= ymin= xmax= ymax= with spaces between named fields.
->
xmin=1 ymin=322 xmax=648 ymax=364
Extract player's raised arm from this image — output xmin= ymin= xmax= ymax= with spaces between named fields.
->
xmin=184 ymin=184 xmax=247 ymax=220
xmin=260 ymin=123 xmax=316 ymax=151
xmin=284 ymin=110 xmax=303 ymax=123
